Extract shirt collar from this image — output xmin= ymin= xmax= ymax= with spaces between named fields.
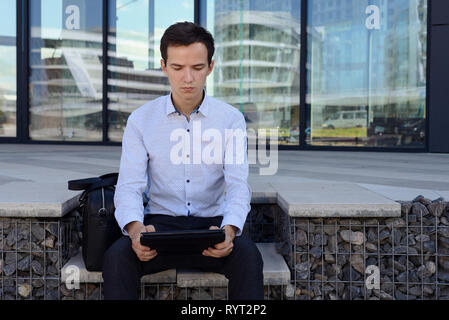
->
xmin=165 ymin=89 xmax=209 ymax=117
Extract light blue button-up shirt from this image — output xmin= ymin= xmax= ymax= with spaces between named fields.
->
xmin=114 ymin=92 xmax=251 ymax=237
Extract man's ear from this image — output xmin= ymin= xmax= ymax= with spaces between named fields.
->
xmin=161 ymin=59 xmax=168 ymax=74
xmin=207 ymin=59 xmax=215 ymax=76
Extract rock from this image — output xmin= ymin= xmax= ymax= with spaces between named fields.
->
xmin=324 ymin=254 xmax=335 ymax=263
xmin=366 ymin=242 xmax=377 ymax=252
xmin=314 ymin=273 xmax=328 ymax=281
xmin=349 ymin=255 xmax=365 ymax=274
xmin=340 ymin=230 xmax=366 ymax=245
xmin=385 ymin=218 xmax=406 ymax=229
xmin=43 ymin=235 xmax=55 ymax=248
xmin=191 ymin=289 xmax=212 ymax=300
xmin=3 ymin=263 xmax=16 ymax=276
xmin=31 ymin=224 xmax=45 ymax=241
xmin=45 ymin=223 xmax=59 ymax=237
xmin=407 ymin=214 xmax=417 ymax=223
xmin=295 ymin=229 xmax=308 ymax=246
xmin=439 ymin=257 xmax=449 ymax=270
xmin=31 ymin=260 xmax=44 ymax=275
xmin=18 ymin=284 xmax=31 ymax=298
xmin=425 ymin=261 xmax=436 ymax=274
xmin=439 ymin=227 xmax=449 ymax=238
xmin=428 ymin=200 xmax=447 ymax=217
xmin=415 ymin=234 xmax=430 ymax=242
xmin=399 ymin=201 xmax=413 ymax=215
xmin=373 ymin=289 xmax=393 ymax=300
xmin=6 ymin=226 xmax=18 ymax=246
xmin=401 ymin=234 xmax=416 ymax=246
xmin=5 ymin=252 xmax=20 ymax=265
xmin=439 ymin=237 xmax=449 ymax=249
xmin=441 ymin=217 xmax=449 ymax=226
xmin=17 ymin=256 xmax=32 ymax=271
xmin=396 ymin=271 xmax=408 ymax=283
xmin=379 ymin=229 xmax=390 ymax=242
xmin=412 ymin=202 xmax=430 ymax=217
xmin=394 ymin=246 xmax=417 ymax=255
xmin=296 ymin=262 xmax=310 ymax=280
xmin=327 ymin=235 xmax=337 ymax=253
xmin=413 ymin=195 xmax=432 ymax=206
xmin=32 ymin=279 xmax=44 ymax=288
xmin=310 ymin=246 xmax=322 ymax=259
xmin=417 ymin=265 xmax=432 ymax=279
xmin=423 ymin=241 xmax=436 ymax=253
xmin=438 ymin=272 xmax=449 ymax=283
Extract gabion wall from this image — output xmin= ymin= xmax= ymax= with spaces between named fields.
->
xmin=0 ymin=213 xmax=79 ymax=300
xmin=2 ymin=196 xmax=449 ymax=300
xmin=282 ymin=196 xmax=449 ymax=300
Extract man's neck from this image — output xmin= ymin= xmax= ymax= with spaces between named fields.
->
xmin=171 ymin=90 xmax=204 ymax=116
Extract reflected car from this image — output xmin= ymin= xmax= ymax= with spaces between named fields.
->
xmin=322 ymin=111 xmax=367 ymax=129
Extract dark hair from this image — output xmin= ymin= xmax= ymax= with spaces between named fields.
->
xmin=160 ymin=21 xmax=215 ymax=66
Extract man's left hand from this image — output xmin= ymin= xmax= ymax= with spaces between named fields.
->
xmin=202 ymin=225 xmax=237 ymax=258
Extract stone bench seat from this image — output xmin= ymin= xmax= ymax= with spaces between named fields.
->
xmin=61 ymin=243 xmax=290 ymax=287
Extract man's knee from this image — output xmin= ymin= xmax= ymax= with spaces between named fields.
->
xmin=102 ymin=236 xmax=135 ymax=274
xmin=232 ymin=236 xmax=264 ymax=270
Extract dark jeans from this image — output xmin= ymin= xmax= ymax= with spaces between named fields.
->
xmin=102 ymin=214 xmax=264 ymax=300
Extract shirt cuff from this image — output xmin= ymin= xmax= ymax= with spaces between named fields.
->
xmin=220 ymin=214 xmax=246 ymax=237
xmin=115 ymin=211 xmax=144 ymax=236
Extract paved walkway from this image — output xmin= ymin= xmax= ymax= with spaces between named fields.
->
xmin=0 ymin=144 xmax=448 ymax=216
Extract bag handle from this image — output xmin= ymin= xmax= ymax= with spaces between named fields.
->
xmin=68 ymin=173 xmax=119 ymax=191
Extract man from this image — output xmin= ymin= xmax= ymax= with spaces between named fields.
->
xmin=102 ymin=22 xmax=264 ymax=300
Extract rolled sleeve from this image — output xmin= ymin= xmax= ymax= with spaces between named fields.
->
xmin=220 ymin=113 xmax=252 ymax=237
xmin=114 ymin=113 xmax=149 ymax=236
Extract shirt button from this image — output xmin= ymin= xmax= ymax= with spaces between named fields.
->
xmin=187 ymin=129 xmax=190 ymax=132
xmin=186 ymin=179 xmax=190 ymax=183
xmin=187 ymin=202 xmax=190 ymax=206
xmin=186 ymin=154 xmax=190 ymax=158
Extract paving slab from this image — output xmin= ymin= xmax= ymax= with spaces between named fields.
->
xmin=61 ymin=251 xmax=176 ymax=284
xmin=273 ymin=182 xmax=401 ymax=218
xmin=358 ymin=183 xmax=444 ymax=202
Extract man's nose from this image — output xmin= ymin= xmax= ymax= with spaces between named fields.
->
xmin=183 ymin=68 xmax=193 ymax=82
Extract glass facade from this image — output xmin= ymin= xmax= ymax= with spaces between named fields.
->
xmin=29 ymin=0 xmax=103 ymax=141
xmin=206 ymin=0 xmax=301 ymax=146
xmin=307 ymin=0 xmax=427 ymax=148
xmin=107 ymin=0 xmax=194 ymax=141
xmin=0 ymin=0 xmax=17 ymax=137
xmin=0 ymin=0 xmax=430 ymax=150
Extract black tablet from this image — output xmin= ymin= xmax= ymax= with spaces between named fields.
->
xmin=140 ymin=229 xmax=226 ymax=255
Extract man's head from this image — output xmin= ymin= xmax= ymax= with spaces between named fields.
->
xmin=160 ymin=21 xmax=215 ymax=67
xmin=160 ymin=22 xmax=215 ymax=108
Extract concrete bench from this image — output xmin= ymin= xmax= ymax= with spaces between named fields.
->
xmin=61 ymin=243 xmax=290 ymax=287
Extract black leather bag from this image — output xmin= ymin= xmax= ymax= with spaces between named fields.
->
xmin=68 ymin=173 xmax=122 ymax=271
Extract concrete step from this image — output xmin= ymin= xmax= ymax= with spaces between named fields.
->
xmin=61 ymin=243 xmax=290 ymax=287
xmin=177 ymin=243 xmax=291 ymax=287
xmin=272 ymin=181 xmax=401 ymax=218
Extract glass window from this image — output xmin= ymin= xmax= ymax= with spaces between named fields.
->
xmin=107 ymin=0 xmax=194 ymax=142
xmin=0 ymin=1 xmax=16 ymax=137
xmin=307 ymin=0 xmax=427 ymax=148
xmin=206 ymin=0 xmax=301 ymax=146
xmin=29 ymin=0 xmax=103 ymax=141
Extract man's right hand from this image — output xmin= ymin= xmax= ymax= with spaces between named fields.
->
xmin=125 ymin=221 xmax=157 ymax=262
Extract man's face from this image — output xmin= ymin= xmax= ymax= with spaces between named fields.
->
xmin=161 ymin=42 xmax=214 ymax=104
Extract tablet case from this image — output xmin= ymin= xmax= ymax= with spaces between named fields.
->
xmin=140 ymin=229 xmax=226 ymax=255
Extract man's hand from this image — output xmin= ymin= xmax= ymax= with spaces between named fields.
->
xmin=202 ymin=225 xmax=237 ymax=258
xmin=125 ymin=221 xmax=157 ymax=262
